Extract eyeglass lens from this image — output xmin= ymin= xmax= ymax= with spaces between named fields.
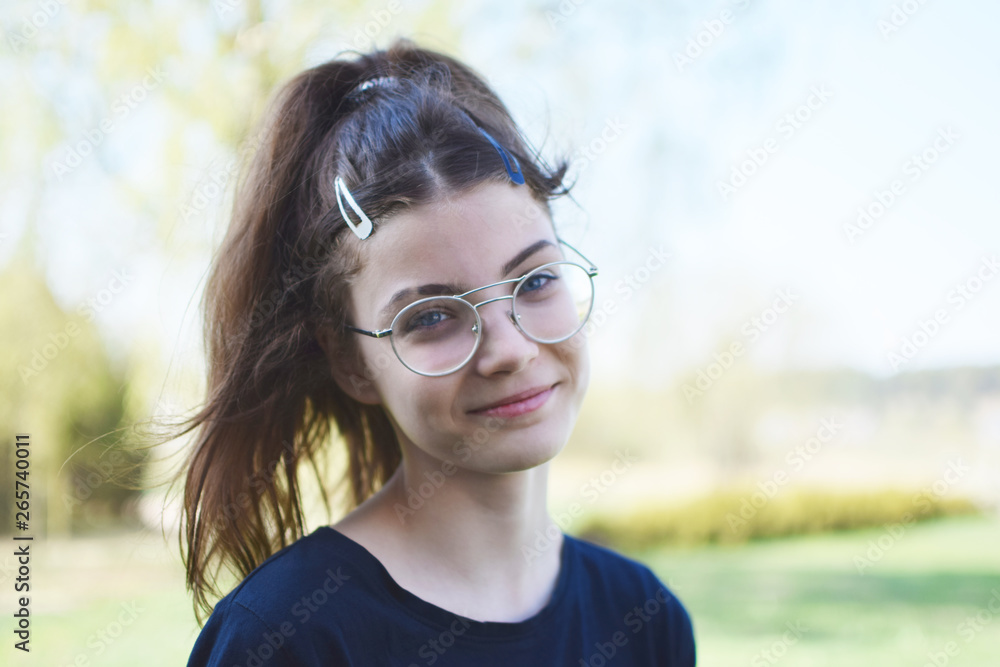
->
xmin=390 ymin=262 xmax=594 ymax=375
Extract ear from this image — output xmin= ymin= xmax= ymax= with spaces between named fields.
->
xmin=316 ymin=325 xmax=382 ymax=406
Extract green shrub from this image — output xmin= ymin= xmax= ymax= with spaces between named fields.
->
xmin=575 ymin=488 xmax=981 ymax=550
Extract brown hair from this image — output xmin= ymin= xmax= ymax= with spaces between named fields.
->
xmin=173 ymin=39 xmax=570 ymax=622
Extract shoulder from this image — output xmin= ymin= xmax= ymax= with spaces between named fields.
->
xmin=566 ymin=532 xmax=668 ymax=594
xmin=187 ymin=593 xmax=297 ymax=667
xmin=225 ymin=526 xmax=356 ymax=620
xmin=187 ymin=527 xmax=361 ymax=666
xmin=565 ymin=534 xmax=696 ymax=664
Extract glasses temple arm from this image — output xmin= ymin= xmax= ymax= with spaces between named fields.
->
xmin=556 ymin=238 xmax=599 ymax=275
xmin=345 ymin=324 xmax=392 ymax=339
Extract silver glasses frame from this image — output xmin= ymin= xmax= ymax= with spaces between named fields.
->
xmin=345 ymin=239 xmax=599 ymax=377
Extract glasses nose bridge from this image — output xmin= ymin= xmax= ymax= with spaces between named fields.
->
xmin=461 ymin=275 xmax=523 ymax=325
xmin=471 ymin=293 xmax=520 ymax=329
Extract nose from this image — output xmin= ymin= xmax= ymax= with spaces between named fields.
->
xmin=471 ymin=298 xmax=539 ymax=375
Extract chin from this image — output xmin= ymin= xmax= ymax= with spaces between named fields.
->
xmin=476 ymin=423 xmax=573 ymax=473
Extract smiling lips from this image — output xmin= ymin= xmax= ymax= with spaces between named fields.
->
xmin=469 ymin=384 xmax=556 ymax=418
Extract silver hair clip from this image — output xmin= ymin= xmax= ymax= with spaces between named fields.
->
xmin=334 ymin=176 xmax=373 ymax=240
xmin=347 ymin=76 xmax=398 ymax=104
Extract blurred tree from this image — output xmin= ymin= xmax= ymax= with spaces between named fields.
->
xmin=0 ymin=237 xmax=144 ymax=535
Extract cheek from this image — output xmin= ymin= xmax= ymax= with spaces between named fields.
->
xmin=558 ymin=335 xmax=591 ymax=393
xmin=356 ymin=338 xmax=398 ymax=382
xmin=374 ymin=370 xmax=461 ymax=438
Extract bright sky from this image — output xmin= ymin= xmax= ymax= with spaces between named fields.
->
xmin=5 ymin=0 xmax=999 ymax=391
xmin=466 ymin=0 xmax=1000 ymax=383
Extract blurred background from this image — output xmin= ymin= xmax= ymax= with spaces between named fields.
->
xmin=2 ymin=0 xmax=999 ymax=664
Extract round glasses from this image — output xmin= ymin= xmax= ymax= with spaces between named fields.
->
xmin=347 ymin=255 xmax=598 ymax=377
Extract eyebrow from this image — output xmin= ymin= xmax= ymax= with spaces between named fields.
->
xmin=377 ymin=239 xmax=557 ymax=324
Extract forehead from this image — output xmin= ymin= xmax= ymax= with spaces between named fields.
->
xmin=350 ymin=182 xmax=558 ymax=319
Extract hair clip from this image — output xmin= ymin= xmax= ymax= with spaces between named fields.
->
xmin=478 ymin=127 xmax=525 ymax=185
xmin=346 ymin=76 xmax=398 ymax=104
xmin=334 ymin=176 xmax=373 ymax=240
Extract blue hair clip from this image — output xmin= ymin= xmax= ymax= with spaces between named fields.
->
xmin=478 ymin=127 xmax=525 ymax=185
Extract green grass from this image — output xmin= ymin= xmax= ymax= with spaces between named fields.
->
xmin=6 ymin=514 xmax=998 ymax=666
xmin=5 ymin=528 xmax=200 ymax=667
xmin=631 ymin=514 xmax=1000 ymax=666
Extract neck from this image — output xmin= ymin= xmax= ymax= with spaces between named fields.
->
xmin=382 ymin=452 xmax=562 ymax=582
xmin=338 ymin=443 xmax=566 ymax=620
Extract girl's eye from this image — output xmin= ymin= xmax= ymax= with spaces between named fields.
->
xmin=404 ymin=309 xmax=449 ymax=332
xmin=521 ymin=271 xmax=558 ymax=294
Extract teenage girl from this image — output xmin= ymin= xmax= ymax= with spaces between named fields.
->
xmin=182 ymin=38 xmax=695 ymax=666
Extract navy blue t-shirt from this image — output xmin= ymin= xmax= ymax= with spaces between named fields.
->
xmin=187 ymin=526 xmax=695 ymax=666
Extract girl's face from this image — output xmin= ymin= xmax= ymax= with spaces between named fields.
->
xmin=332 ymin=182 xmax=590 ymax=473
